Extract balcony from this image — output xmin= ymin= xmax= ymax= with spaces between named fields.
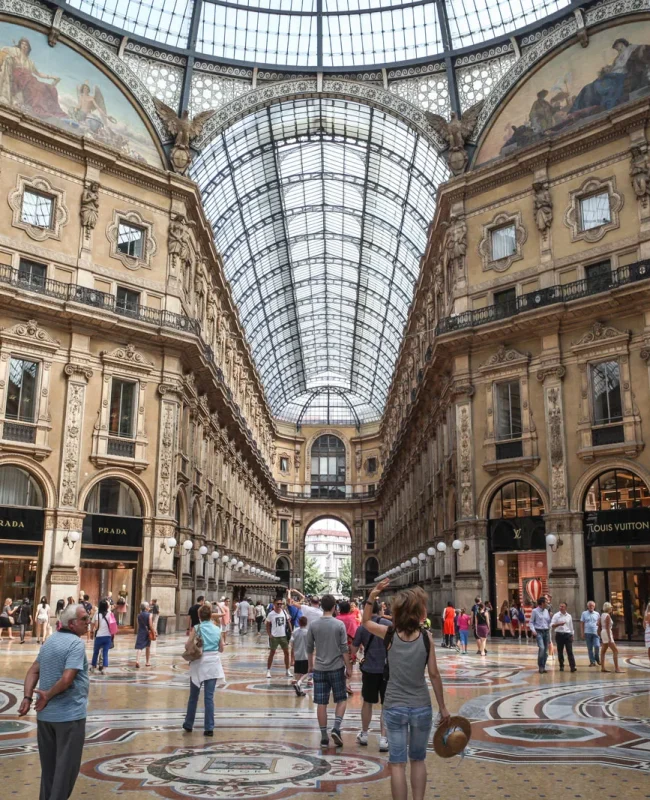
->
xmin=278 ymin=483 xmax=377 ymax=501
xmin=107 ymin=437 xmax=135 ymax=458
xmin=435 ymin=261 xmax=650 ymax=336
xmin=3 ymin=420 xmax=36 ymax=443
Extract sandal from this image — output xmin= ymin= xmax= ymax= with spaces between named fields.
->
xmin=135 ymin=663 xmax=140 ymax=669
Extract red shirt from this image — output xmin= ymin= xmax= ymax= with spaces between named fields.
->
xmin=337 ymin=612 xmax=359 ymax=639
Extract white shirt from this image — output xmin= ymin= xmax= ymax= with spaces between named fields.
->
xmin=551 ymin=610 xmax=574 ymax=635
xmin=238 ymin=600 xmax=250 ymax=618
xmin=36 ymin=604 xmax=50 ymax=622
xmin=267 ymin=610 xmax=290 ymax=638
xmin=299 ymin=604 xmax=324 ymax=625
xmin=93 ymin=611 xmax=112 ymax=638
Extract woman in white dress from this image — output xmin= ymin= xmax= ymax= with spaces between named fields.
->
xmin=35 ymin=596 xmax=51 ymax=644
xmin=599 ymin=602 xmax=624 ymax=673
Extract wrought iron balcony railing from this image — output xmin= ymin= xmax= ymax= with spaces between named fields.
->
xmin=435 ymin=261 xmax=650 ymax=336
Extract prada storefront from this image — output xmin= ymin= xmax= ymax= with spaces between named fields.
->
xmin=80 ymin=478 xmax=143 ymax=626
xmin=584 ymin=469 xmax=650 ymax=641
xmin=0 ymin=465 xmax=44 ymax=607
xmin=489 ymin=481 xmax=547 ymax=629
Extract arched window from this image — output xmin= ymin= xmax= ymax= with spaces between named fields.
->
xmin=0 ymin=465 xmax=43 ymax=507
xmin=365 ymin=557 xmax=379 ymax=585
xmin=583 ymin=469 xmax=650 ymax=511
xmin=84 ymin=478 xmax=142 ymax=517
xmin=489 ymin=481 xmax=544 ymax=519
xmin=275 ymin=556 xmax=290 ymax=586
xmin=311 ymin=435 xmax=346 ymax=499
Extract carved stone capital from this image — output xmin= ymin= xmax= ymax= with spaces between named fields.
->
xmin=536 ymin=365 xmax=566 ymax=382
xmin=64 ymin=362 xmax=93 ymax=381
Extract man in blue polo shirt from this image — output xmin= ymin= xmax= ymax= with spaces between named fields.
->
xmin=19 ymin=603 xmax=90 ymax=799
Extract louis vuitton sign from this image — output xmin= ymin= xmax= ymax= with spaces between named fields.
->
xmin=489 ymin=516 xmax=546 ymax=552
xmin=82 ymin=514 xmax=143 ymax=549
xmin=584 ymin=509 xmax=650 ymax=547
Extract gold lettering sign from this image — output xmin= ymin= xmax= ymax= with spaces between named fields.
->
xmin=0 ymin=519 xmax=25 ymax=528
xmin=97 ymin=527 xmax=128 ymax=535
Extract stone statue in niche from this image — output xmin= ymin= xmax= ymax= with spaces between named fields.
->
xmin=80 ymin=180 xmax=99 ymax=235
xmin=153 ymin=98 xmax=217 ymax=175
xmin=630 ymin=145 xmax=650 ymax=205
xmin=425 ymin=101 xmax=484 ymax=175
xmin=442 ymin=214 xmax=467 ymax=279
xmin=168 ymin=214 xmax=191 ymax=271
xmin=533 ymin=180 xmax=553 ymax=233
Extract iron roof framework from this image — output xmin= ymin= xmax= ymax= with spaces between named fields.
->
xmin=191 ymin=97 xmax=447 ymax=424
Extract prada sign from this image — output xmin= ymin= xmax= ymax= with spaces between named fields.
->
xmin=584 ymin=508 xmax=650 ymax=547
xmin=489 ymin=516 xmax=546 ymax=552
xmin=82 ymin=514 xmax=143 ymax=549
xmin=0 ymin=507 xmax=44 ymax=542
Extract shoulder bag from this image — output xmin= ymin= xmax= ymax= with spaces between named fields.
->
xmin=182 ymin=624 xmax=204 ymax=662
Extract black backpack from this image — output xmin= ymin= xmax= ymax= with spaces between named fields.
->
xmin=383 ymin=626 xmax=431 ymax=681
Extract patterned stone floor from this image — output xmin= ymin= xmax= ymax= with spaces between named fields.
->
xmin=1 ymin=631 xmax=649 ymax=799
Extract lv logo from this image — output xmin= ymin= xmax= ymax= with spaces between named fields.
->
xmin=513 ymin=528 xmax=522 ymax=539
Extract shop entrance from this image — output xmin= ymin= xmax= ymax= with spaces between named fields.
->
xmin=488 ymin=481 xmax=547 ymax=634
xmin=80 ymin=478 xmax=144 ymax=627
xmin=584 ymin=468 xmax=650 ymax=641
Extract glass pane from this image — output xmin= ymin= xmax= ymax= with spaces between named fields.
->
xmin=501 ymin=482 xmax=517 ymax=519
xmin=491 ymin=225 xmax=516 ymax=260
xmin=117 ymin=223 xmax=144 ymax=258
xmin=591 ymin=361 xmax=622 ymax=425
xmin=495 ymin=380 xmax=521 ymax=440
xmin=18 ymin=260 xmax=46 ymax=287
xmin=489 ymin=487 xmax=502 ymax=519
xmin=109 ymin=379 xmax=136 ymax=437
xmin=21 ymin=191 xmax=53 ymax=228
xmin=598 ymin=470 xmax=618 ymax=511
xmin=0 ymin=465 xmax=43 ymax=507
xmin=617 ymin=470 xmax=637 ymax=510
xmin=580 ymin=192 xmax=611 ymax=231
xmin=6 ymin=359 xmax=38 ymax=422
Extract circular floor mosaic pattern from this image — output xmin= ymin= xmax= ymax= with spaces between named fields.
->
xmin=83 ymin=741 xmax=387 ymax=799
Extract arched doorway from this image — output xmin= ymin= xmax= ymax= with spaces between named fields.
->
xmin=0 ymin=464 xmax=44 ymax=606
xmin=364 ymin=556 xmax=379 ymax=585
xmin=488 ymin=480 xmax=546 ymax=634
xmin=583 ymin=468 xmax=650 ymax=641
xmin=80 ymin=478 xmax=144 ymax=626
xmin=304 ymin=518 xmax=351 ymax=598
xmin=310 ymin=435 xmax=347 ymax=499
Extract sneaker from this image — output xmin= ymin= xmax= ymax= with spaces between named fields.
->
xmin=330 ymin=729 xmax=343 ymax=747
xmin=356 ymin=731 xmax=368 ymax=746
xmin=320 ymin=736 xmax=329 ymax=747
xmin=379 ymin=736 xmax=389 ymax=752
xmin=266 ymin=670 xmax=272 ymax=678
xmin=293 ymin=683 xmax=305 ymax=697
xmin=286 ymin=669 xmax=293 ymax=677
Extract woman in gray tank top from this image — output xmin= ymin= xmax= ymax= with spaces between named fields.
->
xmin=363 ymin=579 xmax=450 ymax=800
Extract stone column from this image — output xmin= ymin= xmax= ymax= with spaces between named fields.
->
xmin=537 ymin=358 xmax=582 ymax=616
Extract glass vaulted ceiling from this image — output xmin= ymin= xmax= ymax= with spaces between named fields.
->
xmin=67 ymin=0 xmax=571 ymax=67
xmin=191 ymin=98 xmax=448 ymax=424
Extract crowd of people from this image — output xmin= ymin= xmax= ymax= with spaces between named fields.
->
xmin=11 ymin=585 xmax=650 ymax=800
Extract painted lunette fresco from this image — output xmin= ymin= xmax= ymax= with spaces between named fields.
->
xmin=476 ymin=20 xmax=650 ymax=165
xmin=0 ymin=20 xmax=161 ymax=166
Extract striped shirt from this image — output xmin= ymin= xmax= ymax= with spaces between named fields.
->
xmin=36 ymin=630 xmax=89 ymax=722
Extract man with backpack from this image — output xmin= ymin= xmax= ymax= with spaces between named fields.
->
xmin=350 ymin=599 xmax=389 ymax=751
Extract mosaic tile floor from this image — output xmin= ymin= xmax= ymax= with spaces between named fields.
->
xmin=1 ymin=632 xmax=649 ymax=799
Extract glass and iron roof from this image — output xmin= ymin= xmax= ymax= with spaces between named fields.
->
xmin=191 ymin=97 xmax=447 ymax=424
xmin=66 ymin=0 xmax=572 ymax=68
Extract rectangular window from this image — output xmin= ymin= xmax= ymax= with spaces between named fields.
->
xmin=367 ymin=457 xmax=377 ymax=474
xmin=585 ymin=260 xmax=612 ymax=293
xmin=117 ymin=222 xmax=145 ymax=258
xmin=491 ymin=224 xmax=516 ymax=260
xmin=494 ymin=287 xmax=516 ymax=320
xmin=21 ymin=190 xmax=53 ymax=228
xmin=495 ymin=380 xmax=522 ymax=441
xmin=591 ymin=361 xmax=623 ymax=425
xmin=367 ymin=484 xmax=376 ymax=497
xmin=367 ymin=519 xmax=376 ymax=547
xmin=280 ymin=519 xmax=288 ymax=546
xmin=17 ymin=258 xmax=47 ymax=289
xmin=279 ymin=456 xmax=289 ymax=472
xmin=5 ymin=358 xmax=38 ymax=422
xmin=116 ymin=286 xmax=141 ymax=316
xmin=580 ymin=192 xmax=611 ymax=231
xmin=280 ymin=483 xmax=288 ymax=495
xmin=109 ymin=378 xmax=136 ymax=438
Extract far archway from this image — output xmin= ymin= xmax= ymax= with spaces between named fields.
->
xmin=304 ymin=518 xmax=351 ymax=599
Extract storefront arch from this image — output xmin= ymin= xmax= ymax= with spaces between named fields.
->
xmin=477 ymin=472 xmax=550 ymax=521
xmin=570 ymin=459 xmax=650 ymax=512
xmin=579 ymin=462 xmax=650 ymax=641
xmin=78 ymin=469 xmax=152 ymax=519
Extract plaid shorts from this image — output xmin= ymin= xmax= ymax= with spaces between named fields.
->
xmin=313 ymin=667 xmax=347 ymax=705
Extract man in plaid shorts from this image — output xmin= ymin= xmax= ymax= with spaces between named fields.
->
xmin=307 ymin=594 xmax=351 ymax=748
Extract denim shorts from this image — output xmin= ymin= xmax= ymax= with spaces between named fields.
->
xmin=383 ymin=705 xmax=433 ymax=763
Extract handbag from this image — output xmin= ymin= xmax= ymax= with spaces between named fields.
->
xmin=148 ymin=627 xmax=157 ymax=641
xmin=182 ymin=625 xmax=204 ymax=662
xmin=107 ymin=613 xmax=118 ymax=636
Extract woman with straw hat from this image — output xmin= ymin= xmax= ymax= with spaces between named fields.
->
xmin=362 ymin=578 xmax=450 ymax=800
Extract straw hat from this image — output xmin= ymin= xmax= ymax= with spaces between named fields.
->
xmin=433 ymin=715 xmax=471 ymax=758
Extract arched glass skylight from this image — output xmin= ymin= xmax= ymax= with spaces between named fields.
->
xmin=66 ymin=0 xmax=572 ymax=67
xmin=191 ymin=97 xmax=448 ymax=424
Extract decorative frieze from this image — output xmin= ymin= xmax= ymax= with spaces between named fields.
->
xmin=456 ymin=402 xmax=474 ymax=519
xmin=59 ymin=363 xmax=92 ymax=509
